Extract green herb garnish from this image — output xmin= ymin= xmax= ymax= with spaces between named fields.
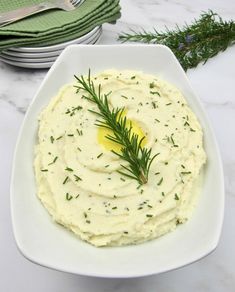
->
xmin=149 ymin=82 xmax=155 ymax=88
xmin=48 ymin=156 xmax=58 ymax=165
xmin=63 ymin=176 xmax=69 ymax=184
xmin=74 ymin=174 xmax=82 ymax=181
xmin=150 ymin=91 xmax=160 ymax=96
xmin=118 ymin=10 xmax=235 ymax=70
xmin=121 ymin=95 xmax=128 ymax=99
xmin=181 ymin=171 xmax=192 ymax=175
xmin=66 ymin=193 xmax=73 ymax=201
xmin=97 ymin=153 xmax=103 ymax=159
xmin=157 ymin=177 xmax=163 ymax=186
xmin=50 ymin=136 xmax=54 ymax=143
xmin=175 ymin=193 xmax=180 ymax=200
xmin=74 ymin=71 xmax=158 ymax=185
xmin=76 ymin=129 xmax=83 ymax=136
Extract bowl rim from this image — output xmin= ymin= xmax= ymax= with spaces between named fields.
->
xmin=10 ymin=44 xmax=225 ymax=278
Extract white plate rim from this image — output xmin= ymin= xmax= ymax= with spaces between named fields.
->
xmin=0 ymin=28 xmax=102 ymax=62
xmin=0 ymin=32 xmax=102 ymax=69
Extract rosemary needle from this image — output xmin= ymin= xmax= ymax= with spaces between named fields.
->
xmin=74 ymin=71 xmax=157 ymax=185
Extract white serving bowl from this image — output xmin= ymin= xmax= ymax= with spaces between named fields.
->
xmin=11 ymin=44 xmax=224 ymax=278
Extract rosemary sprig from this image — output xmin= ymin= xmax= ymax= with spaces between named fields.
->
xmin=74 ymin=71 xmax=157 ymax=185
xmin=118 ymin=10 xmax=235 ymax=70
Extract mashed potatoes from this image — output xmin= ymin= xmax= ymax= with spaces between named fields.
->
xmin=34 ymin=70 xmax=206 ymax=247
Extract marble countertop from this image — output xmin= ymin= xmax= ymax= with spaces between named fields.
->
xmin=1 ymin=1 xmax=235 ymax=291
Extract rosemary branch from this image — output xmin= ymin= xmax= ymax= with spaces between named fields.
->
xmin=74 ymin=71 xmax=157 ymax=185
xmin=118 ymin=10 xmax=235 ymax=70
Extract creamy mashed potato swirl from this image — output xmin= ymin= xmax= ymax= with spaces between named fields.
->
xmin=34 ymin=70 xmax=206 ymax=247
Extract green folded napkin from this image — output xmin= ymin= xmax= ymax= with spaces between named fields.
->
xmin=0 ymin=0 xmax=121 ymax=51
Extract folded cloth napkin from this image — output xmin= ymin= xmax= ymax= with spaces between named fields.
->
xmin=0 ymin=0 xmax=121 ymax=51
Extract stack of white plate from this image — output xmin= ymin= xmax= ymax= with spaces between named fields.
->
xmin=0 ymin=26 xmax=102 ymax=69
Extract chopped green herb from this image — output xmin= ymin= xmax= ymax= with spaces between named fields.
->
xmin=175 ymin=193 xmax=180 ymax=200
xmin=74 ymin=174 xmax=82 ymax=181
xmin=65 ymin=167 xmax=73 ymax=172
xmin=76 ymin=129 xmax=83 ymax=136
xmin=181 ymin=171 xmax=192 ymax=175
xmin=66 ymin=193 xmax=73 ymax=201
xmin=48 ymin=156 xmax=58 ymax=165
xmin=63 ymin=176 xmax=69 ymax=184
xmin=162 ymin=192 xmax=165 ymax=196
xmin=50 ymin=136 xmax=54 ymax=143
xmin=41 ymin=169 xmax=48 ymax=172
xmin=121 ymin=95 xmax=128 ymax=99
xmin=157 ymin=177 xmax=163 ymax=186
xmin=66 ymin=105 xmax=83 ymax=116
xmin=155 ymin=118 xmax=160 ymax=123
xmin=123 ymin=231 xmax=129 ymax=234
xmin=170 ymin=134 xmax=175 ymax=145
xmin=86 ymin=220 xmax=91 ymax=224
xmin=149 ymin=82 xmax=155 ymax=88
xmin=131 ymin=76 xmax=136 ymax=79
xmin=77 ymin=146 xmax=82 ymax=152
xmin=56 ymin=136 xmax=63 ymax=140
xmin=67 ymin=134 xmax=74 ymax=137
xmin=150 ymin=91 xmax=160 ymax=96
xmin=97 ymin=153 xmax=103 ymax=159
xmin=147 ymin=204 xmax=153 ymax=208
xmin=166 ymin=103 xmax=172 ymax=106
xmin=84 ymin=212 xmax=87 ymax=218
xmin=181 ymin=164 xmax=185 ymax=169
xmin=112 ymin=206 xmax=117 ymax=210
xmin=146 ymin=214 xmax=153 ymax=218
xmin=152 ymin=101 xmax=157 ymax=109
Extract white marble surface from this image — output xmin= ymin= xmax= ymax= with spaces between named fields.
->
xmin=1 ymin=0 xmax=235 ymax=291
